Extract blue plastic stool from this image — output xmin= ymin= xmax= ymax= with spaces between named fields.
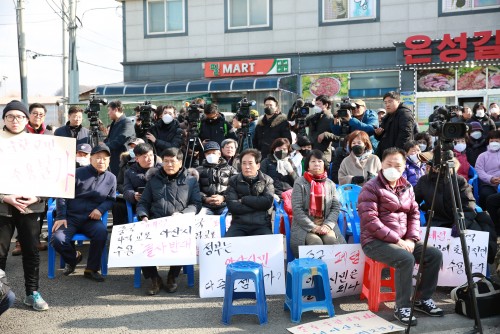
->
xmin=222 ymin=261 xmax=268 ymax=325
xmin=284 ymin=258 xmax=335 ymax=323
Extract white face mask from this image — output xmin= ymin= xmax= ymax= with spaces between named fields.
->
xmin=76 ymin=157 xmax=90 ymax=166
xmin=490 ymin=107 xmax=499 ymax=115
xmin=162 ymin=114 xmax=174 ymax=124
xmin=488 ymin=142 xmax=500 ymax=152
xmin=128 ymin=149 xmax=135 ymax=159
xmin=454 ymin=143 xmax=466 ymax=152
xmin=206 ymin=153 xmax=219 ymax=164
xmin=476 ymin=109 xmax=485 ymax=118
xmin=408 ymin=154 xmax=419 ymax=164
xmin=470 ymin=131 xmax=482 ymax=140
xmin=382 ymin=167 xmax=401 ymax=182
xmin=312 ymin=106 xmax=322 ymax=114
xmin=418 ymin=144 xmax=427 ymax=152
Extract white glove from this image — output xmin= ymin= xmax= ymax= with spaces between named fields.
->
xmin=283 ymin=161 xmax=294 ymax=173
xmin=273 ymin=194 xmax=281 ymax=203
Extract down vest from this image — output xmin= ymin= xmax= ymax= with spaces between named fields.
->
xmin=358 ymin=172 xmax=421 ymax=247
xmin=196 ymin=158 xmax=238 ymax=210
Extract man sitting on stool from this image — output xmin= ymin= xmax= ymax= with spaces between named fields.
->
xmin=51 ymin=144 xmax=116 ymax=282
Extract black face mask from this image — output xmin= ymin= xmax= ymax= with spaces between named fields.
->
xmin=351 ymin=145 xmax=365 ymax=156
xmin=300 ymin=149 xmax=311 ymax=157
xmin=264 ymin=107 xmax=274 ymax=116
xmin=274 ymin=150 xmax=288 ymax=160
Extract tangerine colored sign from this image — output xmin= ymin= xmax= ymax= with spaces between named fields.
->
xmin=204 ymin=58 xmax=290 ymax=78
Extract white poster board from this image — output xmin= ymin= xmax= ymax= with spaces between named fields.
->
xmin=299 ymin=244 xmax=365 ymax=297
xmin=199 ymin=234 xmax=285 ymax=298
xmin=414 ymin=227 xmax=489 ymax=286
xmin=108 ymin=214 xmax=197 ymax=268
xmin=287 ymin=310 xmax=404 ymax=334
xmin=0 ymin=133 xmax=76 ymax=198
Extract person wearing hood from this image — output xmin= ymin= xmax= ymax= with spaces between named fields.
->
xmin=475 ymin=130 xmax=500 ymax=208
xmin=253 ymin=96 xmax=292 ymax=158
xmin=260 ymin=138 xmax=298 ymax=200
xmin=402 ymin=140 xmax=426 ymax=187
xmin=467 ymin=102 xmax=496 ymax=133
xmin=136 ymin=147 xmax=202 ymax=294
xmin=375 ymin=91 xmax=416 ymax=159
xmin=54 ymin=106 xmax=90 ymax=146
xmin=338 ymin=130 xmax=381 ymax=186
xmin=196 ymin=141 xmax=237 ymax=215
xmin=465 ymin=121 xmax=488 ymax=167
xmin=146 ymin=105 xmax=184 ymax=154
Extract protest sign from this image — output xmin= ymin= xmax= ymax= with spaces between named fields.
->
xmin=299 ymin=244 xmax=365 ymax=297
xmin=108 ymin=214 xmax=196 ymax=268
xmin=199 ymin=234 xmax=285 ymax=298
xmin=0 ymin=133 xmax=75 ymax=198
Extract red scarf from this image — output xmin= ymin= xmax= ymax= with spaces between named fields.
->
xmin=303 ymin=171 xmax=328 ymax=218
xmin=26 ymin=123 xmax=46 ymax=134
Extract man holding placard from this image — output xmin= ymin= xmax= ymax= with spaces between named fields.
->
xmin=136 ymin=147 xmax=202 ymax=295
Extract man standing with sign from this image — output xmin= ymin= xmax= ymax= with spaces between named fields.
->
xmin=51 ymin=144 xmax=116 ymax=282
xmin=0 ymin=100 xmax=49 ymax=311
xmin=137 ymin=147 xmax=202 ymax=295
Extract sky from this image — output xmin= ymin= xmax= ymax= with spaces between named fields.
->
xmin=0 ymin=0 xmax=123 ymax=98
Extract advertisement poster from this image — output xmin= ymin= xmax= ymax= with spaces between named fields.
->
xmin=488 ymin=66 xmax=500 ymax=89
xmin=457 ymin=67 xmax=487 ymax=90
xmin=416 ymin=97 xmax=449 ymax=125
xmin=301 ymin=73 xmax=349 ymax=100
xmin=416 ymin=69 xmax=455 ymax=92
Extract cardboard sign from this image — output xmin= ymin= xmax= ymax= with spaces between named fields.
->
xmin=287 ymin=310 xmax=404 ymax=334
xmin=414 ymin=227 xmax=489 ymax=286
xmin=0 ymin=133 xmax=76 ymax=198
xmin=299 ymin=244 xmax=365 ymax=297
xmin=108 ymin=214 xmax=197 ymax=268
xmin=198 ymin=234 xmax=285 ymax=298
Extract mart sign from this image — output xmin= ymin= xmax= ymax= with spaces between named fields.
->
xmin=204 ymin=58 xmax=291 ymax=78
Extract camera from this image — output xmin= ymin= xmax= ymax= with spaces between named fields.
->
xmin=234 ymin=97 xmax=256 ymax=122
xmin=85 ymin=95 xmax=107 ymax=130
xmin=138 ymin=101 xmax=156 ymax=132
xmin=186 ymin=102 xmax=204 ymax=124
xmin=336 ymin=97 xmax=356 ymax=118
xmin=293 ymin=98 xmax=313 ymax=136
xmin=428 ymin=105 xmax=467 ymax=141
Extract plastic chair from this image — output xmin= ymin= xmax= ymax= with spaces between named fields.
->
xmin=360 ymin=257 xmax=396 ymax=312
xmin=468 ymin=166 xmax=479 ymax=202
xmin=47 ymin=205 xmax=109 ymax=279
xmin=284 ymin=258 xmax=335 ymax=323
xmin=273 ymin=200 xmax=294 ymax=263
xmin=337 ymin=184 xmax=362 ymax=243
xmin=222 ymin=261 xmax=268 ymax=325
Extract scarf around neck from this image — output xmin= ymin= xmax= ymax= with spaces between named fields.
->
xmin=303 ymin=171 xmax=328 ymax=218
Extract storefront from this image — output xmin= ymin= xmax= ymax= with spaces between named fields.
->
xmin=395 ymin=29 xmax=500 ymax=128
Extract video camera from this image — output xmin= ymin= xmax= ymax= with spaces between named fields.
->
xmin=138 ymin=101 xmax=156 ymax=132
xmin=84 ymin=94 xmax=107 ymax=147
xmin=336 ymin=96 xmax=356 ymax=118
xmin=293 ymin=98 xmax=313 ymax=136
xmin=186 ymin=102 xmax=204 ymax=124
xmin=235 ymin=97 xmax=256 ymax=126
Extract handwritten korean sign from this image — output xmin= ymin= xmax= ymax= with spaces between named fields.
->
xmin=414 ymin=227 xmax=489 ymax=286
xmin=299 ymin=244 xmax=365 ymax=298
xmin=198 ymin=234 xmax=285 ymax=298
xmin=287 ymin=310 xmax=404 ymax=334
xmin=108 ymin=214 xmax=196 ymax=268
xmin=0 ymin=133 xmax=75 ymax=198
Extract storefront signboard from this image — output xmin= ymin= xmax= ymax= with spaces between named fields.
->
xmin=204 ymin=58 xmax=291 ymax=78
xmin=301 ymin=73 xmax=349 ymax=99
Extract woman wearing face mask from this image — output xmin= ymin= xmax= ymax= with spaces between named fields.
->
xmin=305 ymin=94 xmax=337 ymax=164
xmin=465 ymin=121 xmax=488 ymax=166
xmin=452 ymin=137 xmax=470 ymax=181
xmin=260 ymin=138 xmax=297 ymax=199
xmin=401 ymin=140 xmax=426 ymax=187
xmin=467 ymin=102 xmax=497 ymax=133
xmin=475 ymin=130 xmax=500 ymax=208
xmin=290 ymin=149 xmax=346 ymax=258
xmin=415 ymin=132 xmax=433 ymax=152
xmin=338 ymin=130 xmax=381 ymax=186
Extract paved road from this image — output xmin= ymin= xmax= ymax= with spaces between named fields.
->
xmin=1 ymin=241 xmax=499 ymax=334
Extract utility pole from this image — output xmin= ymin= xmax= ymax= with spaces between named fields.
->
xmin=16 ymin=0 xmax=28 ymax=104
xmin=62 ymin=0 xmax=69 ymax=123
xmin=68 ymin=0 xmax=79 ymax=104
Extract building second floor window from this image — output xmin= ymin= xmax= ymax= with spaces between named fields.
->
xmin=227 ymin=0 xmax=271 ymax=31
xmin=147 ymin=0 xmax=186 ymax=35
xmin=321 ymin=0 xmax=377 ymax=23
xmin=440 ymin=0 xmax=500 ymax=15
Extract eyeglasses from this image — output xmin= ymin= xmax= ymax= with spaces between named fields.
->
xmin=5 ymin=115 xmax=27 ymax=122
xmin=30 ymin=112 xmax=45 ymax=118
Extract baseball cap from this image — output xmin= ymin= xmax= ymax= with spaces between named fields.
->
xmin=203 ymin=141 xmax=220 ymax=152
xmin=91 ymin=144 xmax=111 ymax=156
xmin=377 ymin=108 xmax=386 ymax=114
xmin=76 ymin=143 xmax=92 ymax=154
xmin=128 ymin=138 xmax=145 ymax=147
xmin=352 ymin=99 xmax=366 ymax=107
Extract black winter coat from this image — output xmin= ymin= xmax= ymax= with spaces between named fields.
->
xmin=260 ymin=155 xmax=297 ymax=197
xmin=198 ymin=115 xmax=233 ymax=145
xmin=253 ymin=114 xmax=292 ymax=157
xmin=467 ymin=116 xmax=497 ymax=133
xmin=330 ymin=146 xmax=349 ymax=184
xmin=466 ymin=137 xmax=487 ymax=167
xmin=196 ymin=158 xmax=238 ymax=210
xmin=54 ymin=122 xmax=90 ymax=147
xmin=226 ymin=171 xmax=274 ymax=226
xmin=123 ymin=161 xmax=163 ymax=204
xmin=136 ymin=167 xmax=202 ymax=219
xmin=375 ymin=103 xmax=415 ymax=158
xmin=104 ymin=115 xmax=135 ymax=176
xmin=149 ymin=119 xmax=184 ymax=153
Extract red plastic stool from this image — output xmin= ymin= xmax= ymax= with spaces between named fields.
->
xmin=360 ymin=257 xmax=396 ymax=312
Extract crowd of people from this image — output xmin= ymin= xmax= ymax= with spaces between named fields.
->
xmin=0 ymin=94 xmax=499 ymax=327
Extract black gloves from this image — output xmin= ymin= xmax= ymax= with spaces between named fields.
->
xmin=351 ymin=175 xmax=365 ymax=184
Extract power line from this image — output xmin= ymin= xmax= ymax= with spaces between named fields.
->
xmin=78 ymin=59 xmax=122 ymax=72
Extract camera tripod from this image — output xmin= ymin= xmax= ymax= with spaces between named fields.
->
xmin=183 ymin=123 xmax=203 ymax=168
xmin=237 ymin=122 xmax=252 ymax=153
xmin=407 ymin=147 xmax=482 ymax=334
xmin=89 ymin=126 xmax=102 ymax=148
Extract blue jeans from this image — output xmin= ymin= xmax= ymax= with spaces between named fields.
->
xmin=0 ymin=290 xmax=15 ymax=316
xmin=362 ymin=239 xmax=442 ymax=308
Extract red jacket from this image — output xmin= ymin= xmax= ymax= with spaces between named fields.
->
xmin=358 ymin=172 xmax=421 ymax=247
xmin=454 ymin=150 xmax=470 ymax=181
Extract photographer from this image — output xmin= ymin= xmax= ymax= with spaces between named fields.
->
xmin=196 ymin=103 xmax=233 ymax=147
xmin=146 ymin=105 xmax=184 ymax=153
xmin=332 ymin=98 xmax=379 ymax=150
xmin=254 ymin=96 xmax=292 ymax=157
xmin=104 ymin=100 xmax=136 ymax=176
xmin=306 ymin=95 xmax=338 ymax=163
xmin=231 ymin=109 xmax=259 ymax=151
xmin=54 ymin=106 xmax=90 ymax=146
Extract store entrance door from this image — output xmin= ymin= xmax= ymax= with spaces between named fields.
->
xmin=458 ymin=97 xmax=483 ymax=110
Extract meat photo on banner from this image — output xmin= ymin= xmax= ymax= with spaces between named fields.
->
xmin=416 ymin=69 xmax=455 ymax=92
xmin=301 ymin=73 xmax=349 ymax=100
xmin=457 ymin=66 xmax=486 ymax=90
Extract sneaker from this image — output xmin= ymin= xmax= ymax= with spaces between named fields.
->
xmin=394 ymin=307 xmax=417 ymax=326
xmin=147 ymin=276 xmax=163 ymax=295
xmin=414 ymin=299 xmax=444 ymax=317
xmin=24 ymin=291 xmax=49 ymax=311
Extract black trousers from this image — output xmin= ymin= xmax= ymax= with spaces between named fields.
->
xmin=111 ymin=199 xmax=128 ymax=226
xmin=142 ymin=266 xmax=182 ymax=280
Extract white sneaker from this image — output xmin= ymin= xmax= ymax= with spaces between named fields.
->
xmin=24 ymin=291 xmax=49 ymax=311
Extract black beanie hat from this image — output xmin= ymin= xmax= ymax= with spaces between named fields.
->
xmin=2 ymin=100 xmax=29 ymax=119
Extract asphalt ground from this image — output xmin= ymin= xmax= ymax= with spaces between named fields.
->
xmin=1 ymin=238 xmax=499 ymax=334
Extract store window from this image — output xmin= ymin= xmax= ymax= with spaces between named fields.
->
xmin=439 ymin=0 xmax=500 ymax=16
xmin=319 ymin=0 xmax=379 ymax=25
xmin=146 ymin=0 xmax=186 ymax=36
xmin=226 ymin=0 xmax=272 ymax=32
